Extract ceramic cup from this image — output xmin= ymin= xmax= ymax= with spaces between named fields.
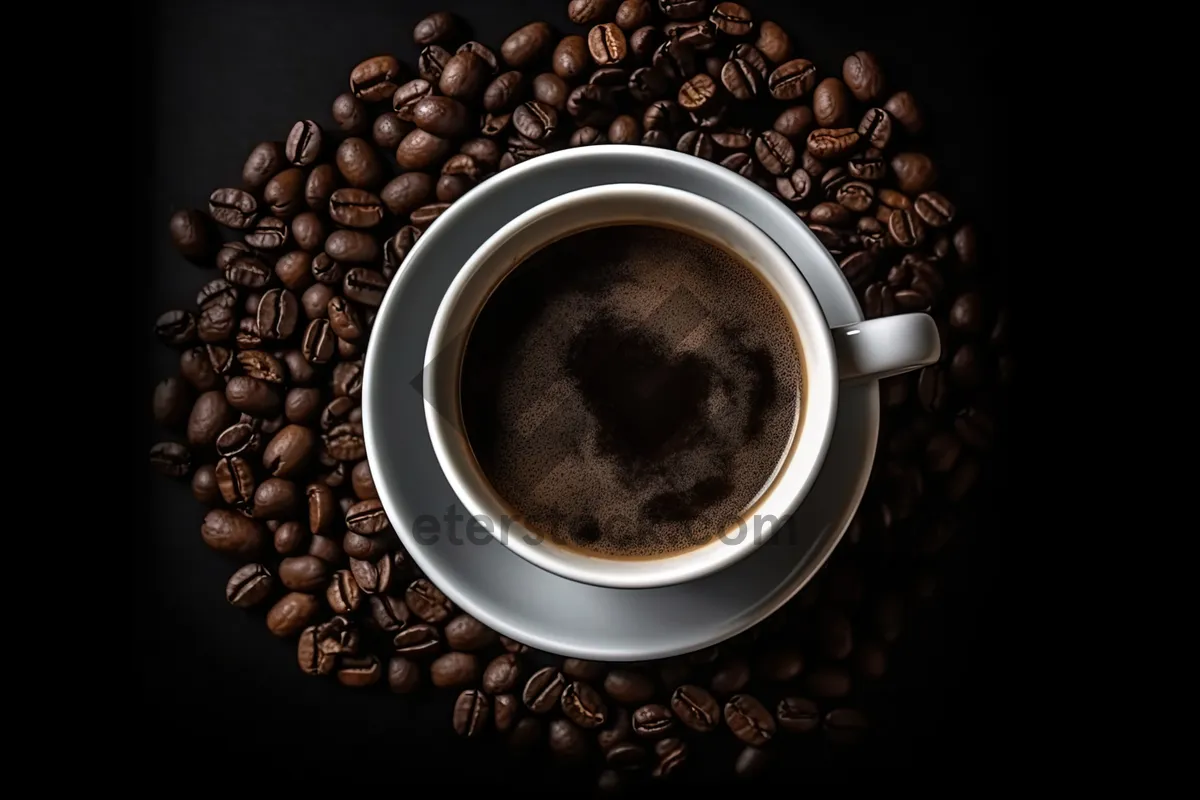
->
xmin=422 ymin=184 xmax=939 ymax=589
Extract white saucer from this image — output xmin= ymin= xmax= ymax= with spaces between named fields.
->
xmin=363 ymin=146 xmax=879 ymax=661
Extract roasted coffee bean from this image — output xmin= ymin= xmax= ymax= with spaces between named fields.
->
xmin=222 ymin=257 xmax=271 ymax=294
xmin=302 ymin=284 xmax=335 ymax=321
xmin=753 ymin=129 xmax=795 ymax=176
xmin=670 ymin=685 xmax=720 ymax=732
xmin=214 ymin=454 xmax=255 ymax=506
xmin=843 ymin=50 xmax=884 ymax=102
xmin=653 ymin=37 xmax=697 ymax=82
xmin=806 ymin=665 xmax=852 ymax=698
xmin=756 ymin=647 xmax=803 ymax=681
xmin=414 ymin=11 xmax=458 ymax=46
xmin=149 ymin=442 xmax=191 ymax=478
xmin=632 ymin=704 xmax=674 ymax=738
xmin=567 ymin=0 xmax=613 ymax=24
xmin=322 ymin=231 xmax=376 ymax=265
xmin=326 ymin=569 xmax=362 ymax=614
xmin=153 ymin=377 xmax=191 ymax=429
xmin=180 ymin=348 xmax=219 ymax=391
xmin=512 ymin=101 xmax=558 ymax=142
xmin=627 ymin=66 xmax=668 ymax=103
xmin=404 ymin=578 xmax=453 ymax=623
xmin=431 ymin=651 xmax=480 ymax=688
xmin=755 ymin=20 xmax=790 ymax=63
xmin=388 ymin=656 xmax=421 ymax=693
xmin=567 ymin=83 xmax=618 ymax=126
xmin=197 ymin=276 xmax=240 ymax=310
xmin=814 ymin=77 xmax=851 ymax=127
xmin=720 ymin=151 xmax=756 ymax=178
xmin=769 ymin=58 xmax=816 ymax=100
xmin=350 ymin=552 xmax=393 ymax=594
xmin=396 ymin=128 xmax=452 ymax=171
xmin=262 ymin=424 xmax=316 ymax=478
xmin=393 ymin=79 xmax=433 ymax=123
xmin=377 ymin=178 xmax=431 ymax=226
xmin=562 ymin=681 xmax=608 ymax=728
xmin=459 ymin=41 xmax=500 ymax=74
xmin=209 ymin=187 xmax=259 ymax=229
xmin=775 ymin=169 xmax=811 ymax=204
xmin=332 ymin=91 xmax=368 ymax=133
xmin=589 ymin=23 xmax=627 ymax=66
xmin=553 ymin=35 xmax=589 ymax=79
xmin=773 ymin=105 xmax=814 ymax=142
xmin=277 ymin=554 xmax=328 ymax=593
xmin=677 ymin=130 xmax=715 ymax=160
xmin=530 ymin=74 xmax=568 ymax=112
xmin=225 ymin=563 xmax=274 ymax=609
xmin=201 ymin=508 xmax=266 ymax=557
xmin=857 ymin=107 xmax=893 ymax=149
xmin=824 ymin=708 xmax=868 ymax=745
xmin=556 ymin=660 xmax=601 ymax=682
xmin=601 ymin=669 xmax=653 ymax=705
xmin=524 ymin=666 xmax=567 ymax=713
xmin=418 ymin=45 xmax=452 ymax=83
xmin=393 ymin=623 xmax=442 ymax=657
xmin=629 ymin=25 xmax=660 ymax=59
xmin=351 ymin=56 xmax=402 ymax=103
xmin=168 ymin=208 xmax=215 ymax=264
xmin=888 ymin=208 xmax=926 ymax=248
xmin=678 ymin=73 xmax=718 ymax=112
xmin=549 ymin=718 xmax=588 ymax=761
xmin=439 ymin=51 xmax=489 ymax=101
xmin=648 ymin=737 xmax=687 ymax=778
xmin=264 ymin=167 xmax=305 ymax=218
xmin=711 ymin=2 xmax=753 ymax=36
xmin=643 ymin=99 xmax=681 ymax=134
xmin=224 ymin=376 xmax=280 ymax=417
xmin=510 ymin=717 xmax=544 ymax=755
xmin=328 ymin=188 xmax=384 ymax=229
xmin=774 ymin=696 xmax=820 ymax=733
xmin=188 ymin=390 xmax=235 ymax=447
xmin=836 ymin=180 xmax=875 ymax=213
xmin=327 ymin=296 xmax=365 ymax=342
xmin=241 ymin=142 xmax=285 ymax=192
xmin=155 ymin=310 xmax=196 ymax=348
xmin=810 ymin=201 xmax=853 ymax=227
xmin=885 ymin=90 xmax=923 ymax=134
xmin=483 ymin=71 xmax=524 ymax=114
xmin=269 ymin=253 xmax=310 ymax=293
xmin=710 ymin=657 xmax=750 ymax=694
xmin=372 ymin=111 xmax=411 ymax=150
xmin=336 ymin=654 xmax=382 ymax=688
xmin=453 ymin=689 xmax=490 ymax=736
xmin=720 ymin=58 xmax=760 ymax=101
xmin=614 ymin=0 xmax=650 ymax=29
xmin=335 ymin=138 xmax=383 ymax=190
xmin=287 ymin=214 xmax=322 ymax=253
xmin=255 ymin=288 xmax=299 ymax=341
xmin=340 ymin=268 xmax=387 ymax=307
xmin=305 ymin=164 xmax=339 ymax=212
xmin=709 ymin=128 xmax=750 ymax=151
xmin=282 ymin=121 xmax=320 ymax=169
xmin=502 ymin=22 xmax=553 ymax=68
xmin=439 ymin=614 xmax=494 ymax=651
xmin=606 ymin=742 xmax=647 ymax=772
xmin=324 ymin=420 xmax=365 ymax=461
xmin=297 ymin=616 xmax=358 ymax=677
xmin=308 ymin=530 xmax=344 ymax=562
xmin=342 ymin=497 xmax=387 ymax=536
xmin=808 ymin=127 xmax=859 ymax=160
xmin=725 ymin=695 xmax=775 ymax=746
xmin=848 ymin=151 xmax=886 ymax=181
xmin=597 ymin=707 xmax=633 ymax=752
xmin=313 ymin=254 xmax=344 ymax=286
xmin=482 ymin=112 xmax=512 ymax=137
xmin=915 ymin=191 xmax=956 ymax=228
xmin=892 ymin=152 xmax=937 ymax=194
xmin=482 ymin=653 xmax=522 ymax=694
xmin=571 ymin=126 xmax=606 ymax=146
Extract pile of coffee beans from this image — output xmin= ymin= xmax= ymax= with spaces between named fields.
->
xmin=150 ymin=1 xmax=1008 ymax=789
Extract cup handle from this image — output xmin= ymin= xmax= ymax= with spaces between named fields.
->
xmin=832 ymin=313 xmax=941 ymax=383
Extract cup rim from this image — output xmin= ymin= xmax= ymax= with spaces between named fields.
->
xmin=423 ymin=183 xmax=838 ymax=588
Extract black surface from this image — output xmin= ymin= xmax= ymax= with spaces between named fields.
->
xmin=137 ymin=0 xmax=1013 ymax=784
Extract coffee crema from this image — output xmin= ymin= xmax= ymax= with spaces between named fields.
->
xmin=459 ymin=225 xmax=802 ymax=560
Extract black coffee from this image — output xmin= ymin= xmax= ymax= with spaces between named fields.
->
xmin=460 ymin=225 xmax=803 ymax=559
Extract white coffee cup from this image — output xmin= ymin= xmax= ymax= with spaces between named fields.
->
xmin=422 ymin=184 xmax=939 ymax=589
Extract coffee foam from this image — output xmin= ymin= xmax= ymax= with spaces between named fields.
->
xmin=460 ymin=225 xmax=802 ymax=560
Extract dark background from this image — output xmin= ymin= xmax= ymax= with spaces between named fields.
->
xmin=135 ymin=0 xmax=1014 ymax=786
